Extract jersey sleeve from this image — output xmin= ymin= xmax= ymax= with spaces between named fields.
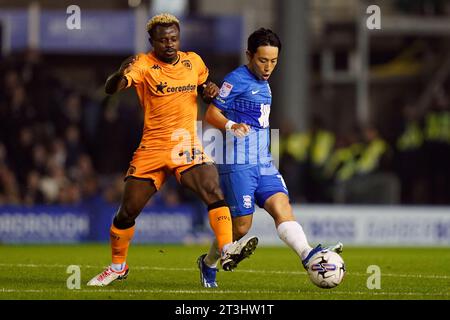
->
xmin=124 ymin=54 xmax=146 ymax=88
xmin=192 ymin=53 xmax=209 ymax=85
xmin=212 ymin=71 xmax=245 ymax=111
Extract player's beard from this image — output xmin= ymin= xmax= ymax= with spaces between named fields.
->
xmin=161 ymin=50 xmax=178 ymax=63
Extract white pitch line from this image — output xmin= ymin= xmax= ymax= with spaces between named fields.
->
xmin=0 ymin=263 xmax=449 ymax=280
xmin=0 ymin=288 xmax=44 ymax=293
xmin=0 ymin=288 xmax=449 ymax=297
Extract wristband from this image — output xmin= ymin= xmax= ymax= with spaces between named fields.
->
xmin=225 ymin=120 xmax=236 ymax=131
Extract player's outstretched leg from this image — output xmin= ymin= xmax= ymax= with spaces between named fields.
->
xmin=221 ymin=236 xmax=259 ymax=271
xmin=277 ymin=219 xmax=344 ymax=270
xmin=87 ymin=178 xmax=156 ymax=286
xmin=265 ymin=194 xmax=344 ymax=271
xmin=302 ymin=242 xmax=344 ymax=269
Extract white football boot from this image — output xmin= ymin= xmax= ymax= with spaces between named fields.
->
xmin=221 ymin=236 xmax=259 ymax=271
xmin=87 ymin=265 xmax=129 ymax=286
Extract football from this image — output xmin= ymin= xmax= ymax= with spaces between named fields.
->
xmin=306 ymin=250 xmax=346 ymax=289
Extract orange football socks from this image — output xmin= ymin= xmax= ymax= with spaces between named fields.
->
xmin=208 ymin=206 xmax=233 ymax=252
xmin=110 ymin=224 xmax=135 ymax=264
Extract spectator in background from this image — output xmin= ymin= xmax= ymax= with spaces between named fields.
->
xmin=305 ymin=116 xmax=335 ymax=203
xmin=356 ymin=126 xmax=392 ymax=176
xmin=54 ymin=93 xmax=83 ymax=136
xmin=0 ymin=163 xmax=20 ymax=205
xmin=20 ymin=49 xmax=44 ymax=88
xmin=82 ymin=96 xmax=103 ymax=151
xmin=71 ymin=153 xmax=101 ymax=203
xmin=19 ymin=49 xmax=55 ymax=123
xmin=65 ymin=125 xmax=84 ymax=168
xmin=39 ymin=162 xmax=68 ymax=204
xmin=1 ymin=69 xmax=20 ymax=104
xmin=102 ymin=174 xmax=124 ymax=204
xmin=0 ymin=144 xmax=9 ymax=168
xmin=31 ymin=144 xmax=48 ymax=176
xmin=49 ymin=138 xmax=67 ymax=169
xmin=4 ymin=85 xmax=36 ymax=151
xmin=0 ymin=143 xmax=20 ymax=204
xmin=22 ymin=171 xmax=45 ymax=206
xmin=94 ymin=98 xmax=129 ymax=174
xmin=424 ymin=87 xmax=450 ymax=204
xmin=57 ymin=181 xmax=82 ymax=205
xmin=395 ymin=104 xmax=427 ymax=204
xmin=278 ymin=120 xmax=310 ymax=203
xmin=80 ymin=175 xmax=100 ymax=202
xmin=354 ymin=125 xmax=399 ymax=203
xmin=325 ymin=126 xmax=363 ymax=203
xmin=10 ymin=128 xmax=34 ymax=184
xmin=331 ymin=125 xmax=399 ymax=204
xmin=69 ymin=153 xmax=95 ymax=182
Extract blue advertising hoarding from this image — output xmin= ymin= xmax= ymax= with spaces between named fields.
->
xmin=0 ymin=205 xmax=90 ymax=243
xmin=0 ymin=8 xmax=242 ymax=54
xmin=180 ymin=16 xmax=242 ymax=54
xmin=39 ymin=10 xmax=136 ymax=54
xmin=0 ymin=203 xmax=205 ymax=244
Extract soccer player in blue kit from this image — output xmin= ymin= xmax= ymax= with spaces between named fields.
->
xmin=197 ymin=28 xmax=343 ymax=288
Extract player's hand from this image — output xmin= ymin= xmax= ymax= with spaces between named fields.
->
xmin=231 ymin=123 xmax=251 ymax=138
xmin=202 ymin=81 xmax=220 ymax=99
xmin=119 ymin=55 xmax=137 ymax=75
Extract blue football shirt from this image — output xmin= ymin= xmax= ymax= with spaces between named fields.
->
xmin=212 ymin=65 xmax=274 ymax=173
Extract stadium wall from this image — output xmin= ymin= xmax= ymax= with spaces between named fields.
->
xmin=0 ymin=205 xmax=449 ymax=246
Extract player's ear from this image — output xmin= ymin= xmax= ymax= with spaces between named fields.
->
xmin=246 ymin=50 xmax=252 ymax=63
xmin=149 ymin=37 xmax=153 ymax=46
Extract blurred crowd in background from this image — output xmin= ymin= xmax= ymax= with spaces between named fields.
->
xmin=1 ymin=0 xmax=450 ymax=208
xmin=279 ymin=92 xmax=450 ymax=205
xmin=0 ymin=50 xmax=198 ymax=208
xmin=0 ymin=48 xmax=449 ymax=207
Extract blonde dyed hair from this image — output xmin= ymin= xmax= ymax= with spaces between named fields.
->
xmin=146 ymin=13 xmax=180 ymax=35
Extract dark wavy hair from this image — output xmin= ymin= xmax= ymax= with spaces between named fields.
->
xmin=247 ymin=28 xmax=282 ymax=54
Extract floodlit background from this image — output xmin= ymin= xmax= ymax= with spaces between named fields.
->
xmin=0 ymin=0 xmax=449 ymax=246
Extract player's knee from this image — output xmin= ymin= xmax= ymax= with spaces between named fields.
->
xmin=233 ymin=222 xmax=250 ymax=240
xmin=116 ymin=202 xmax=140 ymax=225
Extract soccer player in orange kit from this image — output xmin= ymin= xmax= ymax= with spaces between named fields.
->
xmin=87 ymin=13 xmax=256 ymax=287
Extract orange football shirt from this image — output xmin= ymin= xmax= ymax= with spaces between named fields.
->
xmin=124 ymin=51 xmax=209 ymax=150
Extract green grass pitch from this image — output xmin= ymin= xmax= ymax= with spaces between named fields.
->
xmin=0 ymin=244 xmax=449 ymax=300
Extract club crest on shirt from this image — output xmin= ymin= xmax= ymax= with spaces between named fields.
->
xmin=181 ymin=60 xmax=192 ymax=70
xmin=243 ymin=195 xmax=252 ymax=209
xmin=219 ymin=82 xmax=233 ymax=98
xmin=126 ymin=166 xmax=136 ymax=176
